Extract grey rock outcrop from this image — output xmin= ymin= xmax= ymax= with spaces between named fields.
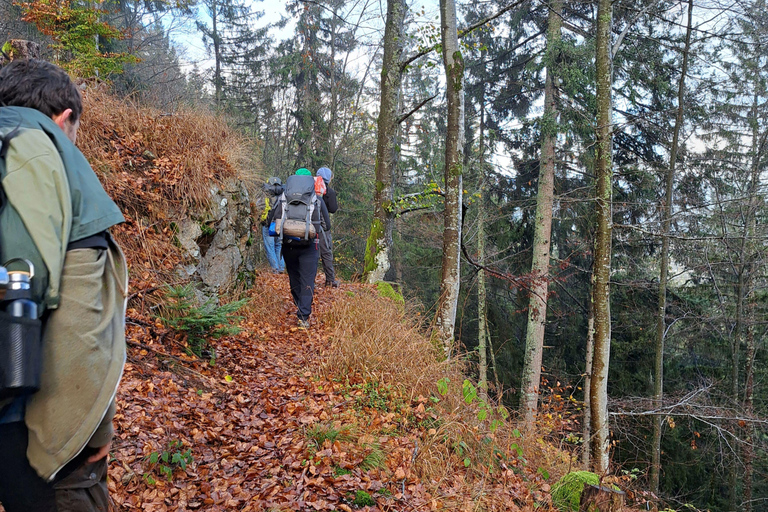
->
xmin=175 ymin=178 xmax=257 ymax=291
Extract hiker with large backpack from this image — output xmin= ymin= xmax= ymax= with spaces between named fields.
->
xmin=260 ymin=177 xmax=285 ymax=273
xmin=270 ymin=168 xmax=330 ymax=328
xmin=315 ymin=166 xmax=339 ymax=287
xmin=0 ymin=59 xmax=127 ymax=512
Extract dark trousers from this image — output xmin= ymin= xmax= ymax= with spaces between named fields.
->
xmin=283 ymin=241 xmax=319 ymax=320
xmin=319 ymin=230 xmax=335 ymax=282
xmin=0 ymin=422 xmax=109 ymax=512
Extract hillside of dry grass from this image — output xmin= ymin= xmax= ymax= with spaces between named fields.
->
xmin=78 ymin=86 xmax=259 ymax=289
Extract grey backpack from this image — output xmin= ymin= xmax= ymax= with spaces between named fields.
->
xmin=276 ymin=174 xmax=318 ymax=245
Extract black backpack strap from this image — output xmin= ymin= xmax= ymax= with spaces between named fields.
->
xmin=0 ymin=125 xmax=21 ymax=160
xmin=0 ymin=125 xmax=22 ymax=214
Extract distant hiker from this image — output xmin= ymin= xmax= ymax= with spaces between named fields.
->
xmin=261 ymin=176 xmax=285 ymax=273
xmin=0 ymin=59 xmax=128 ymax=511
xmin=271 ymin=168 xmax=330 ymax=328
xmin=315 ymin=166 xmax=339 ymax=288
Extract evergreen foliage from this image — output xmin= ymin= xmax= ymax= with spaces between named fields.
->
xmin=159 ymin=284 xmax=248 ymax=357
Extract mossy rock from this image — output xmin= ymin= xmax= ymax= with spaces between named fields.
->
xmin=551 ymin=471 xmax=600 ymax=511
xmin=376 ymin=281 xmax=404 ymax=304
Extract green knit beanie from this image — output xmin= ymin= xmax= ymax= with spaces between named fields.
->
xmin=295 ymin=168 xmax=311 ymax=176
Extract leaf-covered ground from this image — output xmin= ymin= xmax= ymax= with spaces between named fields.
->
xmin=111 ymin=275 xmax=425 ymax=511
xmin=108 ymin=272 xmax=551 ymax=511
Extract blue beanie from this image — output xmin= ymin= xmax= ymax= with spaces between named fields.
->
xmin=317 ymin=167 xmax=332 ymax=184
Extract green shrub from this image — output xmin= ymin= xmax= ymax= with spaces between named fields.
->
xmin=159 ymin=284 xmax=248 ymax=357
xmin=551 ymin=471 xmax=600 ymax=511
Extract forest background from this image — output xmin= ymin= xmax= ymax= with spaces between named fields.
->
xmin=2 ymin=0 xmax=767 ymax=510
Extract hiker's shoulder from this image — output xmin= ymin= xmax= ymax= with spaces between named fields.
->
xmin=4 ymin=126 xmax=62 ymax=174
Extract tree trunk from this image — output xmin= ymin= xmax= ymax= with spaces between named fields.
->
xmin=650 ymin=0 xmax=693 ymax=493
xmin=435 ymin=0 xmax=465 ymax=357
xmin=478 ymin=201 xmax=488 ymax=400
xmin=579 ymin=485 xmax=626 ymax=512
xmin=743 ymin=312 xmax=755 ymax=512
xmin=520 ymin=0 xmax=563 ymax=427
xmin=477 ymin=96 xmax=488 ymax=400
xmin=583 ymin=282 xmax=595 ymax=470
xmin=211 ymin=0 xmax=222 ymax=106
xmin=590 ymin=0 xmax=614 ymax=475
xmin=364 ymin=0 xmax=407 ymax=284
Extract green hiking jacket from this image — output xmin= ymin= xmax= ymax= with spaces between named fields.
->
xmin=0 ymin=106 xmax=127 ymax=481
xmin=0 ymin=106 xmax=125 ymax=309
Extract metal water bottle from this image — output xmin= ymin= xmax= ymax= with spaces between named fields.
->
xmin=3 ymin=260 xmax=37 ymax=319
xmin=0 ymin=259 xmax=41 ymax=398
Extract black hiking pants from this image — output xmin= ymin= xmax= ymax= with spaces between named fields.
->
xmin=0 ymin=421 xmax=109 ymax=512
xmin=283 ymin=240 xmax=320 ymax=321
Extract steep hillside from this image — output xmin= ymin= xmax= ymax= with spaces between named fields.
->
xmin=79 ymin=87 xmax=261 ymax=293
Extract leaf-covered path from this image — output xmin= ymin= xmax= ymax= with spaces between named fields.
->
xmin=110 ymin=273 xmax=431 ymax=512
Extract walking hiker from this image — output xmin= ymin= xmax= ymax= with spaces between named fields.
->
xmin=260 ymin=177 xmax=285 ymax=273
xmin=0 ymin=59 xmax=128 ymax=512
xmin=315 ymin=166 xmax=339 ymax=288
xmin=270 ymin=168 xmax=329 ymax=328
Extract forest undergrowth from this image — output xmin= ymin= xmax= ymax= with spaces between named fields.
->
xmin=109 ymin=273 xmax=568 ymax=512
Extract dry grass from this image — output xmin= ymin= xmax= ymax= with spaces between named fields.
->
xmin=74 ymin=86 xmax=259 ymax=289
xmin=321 ymin=285 xmax=573 ymax=511
xmin=79 ymin=86 xmax=257 ymax=215
xmin=241 ymin=274 xmax=287 ymax=326
xmin=321 ymin=288 xmax=460 ymax=400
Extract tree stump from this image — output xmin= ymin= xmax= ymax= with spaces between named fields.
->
xmin=1 ymin=39 xmax=42 ymax=63
xmin=579 ymin=484 xmax=626 ymax=512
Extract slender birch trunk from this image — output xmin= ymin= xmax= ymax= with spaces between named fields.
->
xmin=477 ymin=94 xmax=488 ymax=400
xmin=650 ymin=0 xmax=693 ymax=493
xmin=436 ymin=0 xmax=465 ymax=356
xmin=590 ymin=0 xmax=614 ymax=475
xmin=364 ymin=0 xmax=407 ymax=283
xmin=520 ymin=0 xmax=563 ymax=426
xmin=739 ymin=82 xmax=765 ymax=512
xmin=211 ymin=0 xmax=222 ymax=106
xmin=478 ymin=202 xmax=488 ymax=400
xmin=583 ymin=281 xmax=594 ymax=469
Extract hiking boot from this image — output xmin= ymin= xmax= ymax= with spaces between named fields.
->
xmin=326 ymin=279 xmax=340 ymax=288
xmin=297 ymin=318 xmax=310 ymax=329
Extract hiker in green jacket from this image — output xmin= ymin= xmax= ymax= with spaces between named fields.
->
xmin=0 ymin=59 xmax=128 ymax=512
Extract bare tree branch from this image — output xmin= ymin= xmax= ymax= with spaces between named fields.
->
xmin=397 ymin=94 xmax=438 ymax=124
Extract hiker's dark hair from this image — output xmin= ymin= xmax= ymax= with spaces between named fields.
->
xmin=0 ymin=59 xmax=82 ymax=122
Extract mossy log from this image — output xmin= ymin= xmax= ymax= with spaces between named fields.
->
xmin=579 ymin=484 xmax=625 ymax=512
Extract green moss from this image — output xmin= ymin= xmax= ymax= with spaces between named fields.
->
xmin=375 ymin=180 xmax=385 ymax=194
xmin=541 ymin=110 xmax=558 ymax=138
xmin=333 ymin=465 xmax=352 ymax=477
xmin=352 ymin=490 xmax=375 ymax=507
xmin=551 ymin=471 xmax=600 ymax=511
xmin=199 ymin=222 xmax=215 ymax=236
xmin=376 ymin=281 xmax=404 ymax=304
xmin=364 ymin=218 xmax=384 ymax=275
xmin=551 ymin=471 xmax=621 ymax=511
xmin=450 ymin=51 xmax=465 ymax=91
